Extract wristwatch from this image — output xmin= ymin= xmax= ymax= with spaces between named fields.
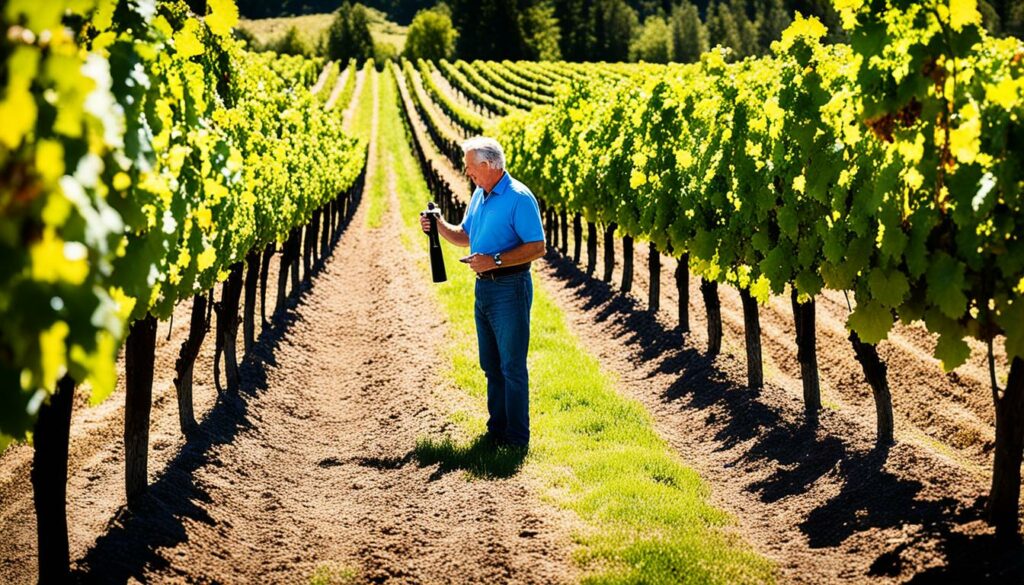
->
xmin=493 ymin=252 xmax=503 ymax=266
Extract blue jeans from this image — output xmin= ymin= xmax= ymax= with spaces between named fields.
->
xmin=475 ymin=271 xmax=533 ymax=446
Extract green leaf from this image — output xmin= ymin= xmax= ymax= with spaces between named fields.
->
xmin=777 ymin=204 xmax=798 ymax=240
xmin=906 ymin=208 xmax=935 ymax=279
xmin=924 ymin=308 xmax=972 ymax=372
xmin=759 ymin=245 xmax=791 ymax=294
xmin=821 ymin=261 xmax=853 ymax=290
xmin=751 ymin=231 xmax=771 ymax=253
xmin=847 ymin=300 xmax=893 ymax=344
xmin=934 ymin=330 xmax=971 ymax=372
xmin=877 ymin=205 xmax=908 ymax=261
xmin=692 ymin=229 xmax=717 ymax=262
xmin=997 ymin=301 xmax=1024 ymax=361
xmin=795 ymin=269 xmax=823 ymax=297
xmin=797 ymin=236 xmax=819 ymax=267
xmin=925 ymin=253 xmax=968 ymax=319
xmin=750 ymin=275 xmax=772 ymax=304
xmin=868 ymin=268 xmax=909 ymax=308
xmin=823 ymin=228 xmax=846 ymax=264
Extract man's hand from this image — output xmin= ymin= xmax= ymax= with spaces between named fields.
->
xmin=419 ymin=214 xmax=432 ymax=234
xmin=461 ymin=253 xmax=496 ymax=274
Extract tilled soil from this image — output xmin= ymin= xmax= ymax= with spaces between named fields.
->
xmin=394 ymin=65 xmax=469 ymax=194
xmin=554 ymin=226 xmax=1006 ymax=471
xmin=534 ymin=247 xmax=1024 ymax=584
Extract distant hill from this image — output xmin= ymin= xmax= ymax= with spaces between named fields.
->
xmin=238 ymin=7 xmax=408 ymax=53
xmin=236 ymin=0 xmax=434 ymax=25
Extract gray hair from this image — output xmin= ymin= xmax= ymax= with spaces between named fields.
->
xmin=460 ymin=136 xmax=506 ymax=170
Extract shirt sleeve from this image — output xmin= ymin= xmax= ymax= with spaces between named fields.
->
xmin=460 ymin=191 xmax=477 ymax=235
xmin=512 ymin=192 xmax=545 ymax=244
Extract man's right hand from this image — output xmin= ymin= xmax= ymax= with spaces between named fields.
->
xmin=419 ymin=214 xmax=432 ymax=234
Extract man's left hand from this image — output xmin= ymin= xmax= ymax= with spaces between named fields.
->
xmin=466 ymin=253 xmax=497 ymax=274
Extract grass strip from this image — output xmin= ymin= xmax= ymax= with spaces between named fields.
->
xmin=375 ymin=66 xmax=776 ymax=585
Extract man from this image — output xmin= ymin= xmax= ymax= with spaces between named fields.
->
xmin=419 ymin=137 xmax=545 ymax=448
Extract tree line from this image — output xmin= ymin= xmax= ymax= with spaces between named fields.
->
xmin=240 ymin=0 xmax=1024 ymax=64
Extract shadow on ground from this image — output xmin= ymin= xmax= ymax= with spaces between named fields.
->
xmin=414 ymin=434 xmax=527 ymax=481
xmin=540 ymin=248 xmax=1023 ymax=583
xmin=72 ymin=197 xmax=363 ymax=585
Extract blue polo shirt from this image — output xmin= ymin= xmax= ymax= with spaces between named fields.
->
xmin=460 ymin=172 xmax=544 ymax=255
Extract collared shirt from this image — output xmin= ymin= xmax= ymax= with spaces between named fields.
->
xmin=460 ymin=171 xmax=544 ymax=256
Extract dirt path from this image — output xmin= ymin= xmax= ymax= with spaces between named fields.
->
xmin=393 ymin=65 xmax=468 ymax=194
xmin=406 ymin=66 xmax=469 ymax=141
xmin=533 ymin=250 xmax=1023 ymax=583
xmin=342 ymin=65 xmax=368 ymax=132
xmin=0 ymin=68 xmax=577 ymax=585
xmin=560 ymin=228 xmax=1005 ymax=472
xmin=311 ymin=61 xmax=334 ymax=96
xmin=426 ymin=64 xmax=496 ymax=121
xmin=325 ymin=65 xmax=352 ymax=111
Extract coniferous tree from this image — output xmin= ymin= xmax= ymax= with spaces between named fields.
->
xmin=982 ymin=0 xmax=1024 ymax=37
xmin=590 ymin=0 xmax=639 ymax=61
xmin=670 ymin=1 xmax=708 ymax=62
xmin=554 ymin=0 xmax=590 ymax=60
xmin=1010 ymin=2 xmax=1024 ymax=38
xmin=273 ymin=25 xmax=312 ymax=56
xmin=634 ymin=0 xmax=673 ymax=20
xmin=706 ymin=0 xmax=744 ymax=59
xmin=450 ymin=0 xmax=530 ymax=60
xmin=978 ymin=0 xmax=1001 ymax=35
xmin=756 ymin=0 xmax=790 ymax=53
xmin=730 ymin=0 xmax=760 ymax=57
xmin=522 ymin=1 xmax=563 ymax=60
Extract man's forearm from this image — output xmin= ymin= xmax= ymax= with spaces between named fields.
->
xmin=497 ymin=241 xmax=546 ymax=267
xmin=438 ymin=219 xmax=470 ymax=247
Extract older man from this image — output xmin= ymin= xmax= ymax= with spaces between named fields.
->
xmin=419 ymin=137 xmax=545 ymax=448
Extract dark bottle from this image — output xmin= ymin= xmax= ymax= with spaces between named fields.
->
xmin=422 ymin=202 xmax=447 ymax=283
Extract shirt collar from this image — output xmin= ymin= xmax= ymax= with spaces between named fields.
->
xmin=484 ymin=171 xmax=510 ymax=198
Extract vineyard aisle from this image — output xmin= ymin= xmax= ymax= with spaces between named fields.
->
xmin=0 ymin=67 xmax=577 ymax=584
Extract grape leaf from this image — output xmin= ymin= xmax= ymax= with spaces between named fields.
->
xmin=935 ymin=329 xmax=971 ymax=372
xmin=925 ymin=252 xmax=968 ymax=319
xmin=868 ymin=267 xmax=909 ymax=308
xmin=997 ymin=301 xmax=1024 ymax=361
xmin=847 ymin=300 xmax=893 ymax=344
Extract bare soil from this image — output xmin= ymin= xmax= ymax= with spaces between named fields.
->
xmin=0 ymin=76 xmax=577 ymax=584
xmin=534 ymin=236 xmax=1024 ymax=583
xmin=565 ymin=227 xmax=1006 ymax=470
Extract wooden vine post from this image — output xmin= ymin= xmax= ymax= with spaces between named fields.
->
xmin=31 ymin=375 xmax=76 ymax=583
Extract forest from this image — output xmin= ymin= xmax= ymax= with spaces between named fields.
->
xmin=238 ymin=0 xmax=1022 ymax=62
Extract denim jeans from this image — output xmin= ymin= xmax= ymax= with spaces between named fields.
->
xmin=474 ymin=271 xmax=533 ymax=446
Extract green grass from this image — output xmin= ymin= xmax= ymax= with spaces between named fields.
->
xmin=239 ymin=8 xmax=407 ymax=55
xmin=347 ymin=62 xmax=375 ymax=138
xmin=356 ymin=65 xmax=389 ymax=229
xmin=374 ymin=66 xmax=775 ymax=584
xmin=308 ymin=563 xmax=359 ymax=585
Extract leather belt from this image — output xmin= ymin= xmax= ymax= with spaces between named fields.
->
xmin=476 ymin=262 xmax=531 ymax=280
